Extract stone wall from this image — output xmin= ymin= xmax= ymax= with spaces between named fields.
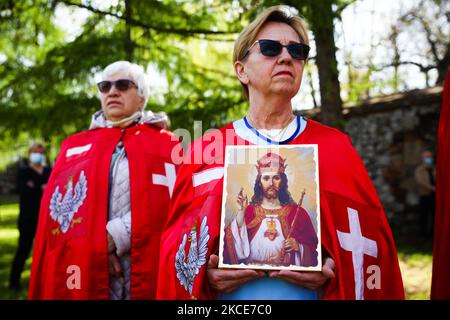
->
xmin=301 ymin=86 xmax=443 ymax=239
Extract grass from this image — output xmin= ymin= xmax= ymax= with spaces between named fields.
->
xmin=397 ymin=240 xmax=433 ymax=300
xmin=0 ymin=201 xmax=30 ymax=300
xmin=0 ymin=200 xmax=433 ymax=300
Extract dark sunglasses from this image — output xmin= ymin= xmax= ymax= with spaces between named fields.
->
xmin=244 ymin=39 xmax=310 ymax=60
xmin=97 ymin=79 xmax=137 ymax=93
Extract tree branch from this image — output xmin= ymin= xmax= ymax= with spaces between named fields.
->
xmin=55 ymin=0 xmax=239 ymax=36
xmin=408 ymin=12 xmax=441 ymax=63
xmin=352 ymin=60 xmax=435 ymax=73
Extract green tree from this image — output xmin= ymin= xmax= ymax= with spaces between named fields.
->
xmin=0 ymin=0 xmax=246 ymax=150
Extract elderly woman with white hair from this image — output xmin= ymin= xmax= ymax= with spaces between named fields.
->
xmin=29 ymin=61 xmax=179 ymax=300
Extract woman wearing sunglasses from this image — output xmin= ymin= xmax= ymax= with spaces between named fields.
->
xmin=157 ymin=6 xmax=404 ymax=300
xmin=29 ymin=61 xmax=179 ymax=299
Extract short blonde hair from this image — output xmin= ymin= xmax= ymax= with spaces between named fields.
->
xmin=233 ymin=6 xmax=310 ymax=99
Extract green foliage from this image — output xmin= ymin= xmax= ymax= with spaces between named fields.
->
xmin=258 ymin=0 xmax=356 ymax=31
xmin=2 ymin=0 xmax=446 ymax=152
xmin=0 ymin=201 xmax=29 ymax=300
xmin=397 ymin=240 xmax=433 ymax=300
xmin=0 ymin=0 xmax=360 ymax=149
xmin=0 ymin=0 xmax=247 ymax=153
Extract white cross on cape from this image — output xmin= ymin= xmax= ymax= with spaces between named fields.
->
xmin=152 ymin=163 xmax=176 ymax=197
xmin=337 ymin=207 xmax=378 ymax=300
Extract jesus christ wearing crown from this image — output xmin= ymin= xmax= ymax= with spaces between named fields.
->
xmin=223 ymin=152 xmax=318 ymax=267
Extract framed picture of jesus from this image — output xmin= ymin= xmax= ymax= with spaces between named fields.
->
xmin=218 ymin=144 xmax=321 ymax=271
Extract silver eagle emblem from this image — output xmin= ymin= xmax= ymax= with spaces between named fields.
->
xmin=49 ymin=170 xmax=88 ymax=234
xmin=175 ymin=216 xmax=210 ymax=295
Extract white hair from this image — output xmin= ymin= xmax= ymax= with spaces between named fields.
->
xmin=101 ymin=61 xmax=150 ymax=108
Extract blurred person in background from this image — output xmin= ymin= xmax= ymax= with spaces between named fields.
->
xmin=9 ymin=142 xmax=51 ymax=292
xmin=415 ymin=150 xmax=436 ymax=239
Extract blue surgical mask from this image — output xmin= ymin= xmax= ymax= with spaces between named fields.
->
xmin=424 ymin=158 xmax=433 ymax=165
xmin=30 ymin=152 xmax=44 ymax=165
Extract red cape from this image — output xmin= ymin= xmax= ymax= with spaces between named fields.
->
xmin=29 ymin=124 xmax=178 ymax=299
xmin=431 ymin=69 xmax=450 ymax=300
xmin=157 ymin=118 xmax=404 ymax=299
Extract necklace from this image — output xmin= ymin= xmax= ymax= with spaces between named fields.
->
xmin=247 ymin=114 xmax=295 ymax=140
xmin=247 ymin=113 xmax=294 ymax=130
xmin=244 ymin=114 xmax=301 ymax=145
xmin=259 ymin=125 xmax=290 ymax=140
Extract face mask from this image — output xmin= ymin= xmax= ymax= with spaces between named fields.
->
xmin=30 ymin=152 xmax=44 ymax=165
xmin=424 ymin=158 xmax=433 ymax=165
